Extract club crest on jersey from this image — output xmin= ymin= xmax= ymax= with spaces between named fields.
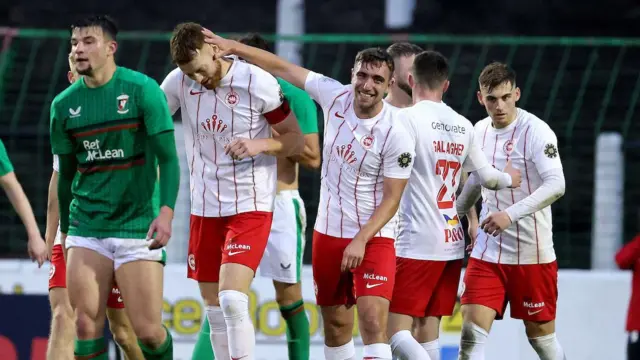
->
xmin=503 ymin=140 xmax=514 ymax=155
xmin=360 ymin=135 xmax=375 ymax=149
xmin=225 ymin=90 xmax=239 ymax=108
xmin=117 ymin=94 xmax=130 ymax=114
xmin=544 ymin=143 xmax=558 ymax=158
xmin=397 ymin=152 xmax=412 ymax=168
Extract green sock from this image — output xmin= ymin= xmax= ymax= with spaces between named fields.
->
xmin=280 ymin=300 xmax=310 ymax=360
xmin=74 ymin=337 xmax=108 ymax=359
xmin=137 ymin=326 xmax=173 ymax=360
xmin=192 ymin=319 xmax=215 ymax=360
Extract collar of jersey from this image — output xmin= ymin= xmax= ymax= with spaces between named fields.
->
xmin=218 ymin=56 xmax=238 ymax=87
xmin=79 ymin=66 xmax=120 ymax=90
xmin=490 ymin=108 xmax=522 ymax=134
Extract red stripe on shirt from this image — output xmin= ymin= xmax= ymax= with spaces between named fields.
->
xmin=481 ymin=133 xmax=501 ymax=261
xmin=248 ymin=73 xmax=257 ymax=211
xmin=374 ymin=126 xmax=393 ymax=238
xmin=337 ymin=127 xmax=359 ymax=237
xmin=506 ymin=125 xmax=520 ymax=264
xmin=325 ymin=119 xmax=347 ymax=234
xmin=213 ymin=90 xmax=221 ymax=217
xmin=229 ymin=76 xmax=239 ymax=214
xmin=523 ymin=125 xmax=540 ymax=263
xmin=353 ymin=120 xmax=381 ymax=229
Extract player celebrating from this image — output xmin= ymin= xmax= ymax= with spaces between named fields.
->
xmin=162 ymin=23 xmax=304 ymax=360
xmin=50 ymin=15 xmax=180 ymax=359
xmin=384 ymin=42 xmax=423 ymax=109
xmin=387 ymin=51 xmax=521 ymax=360
xmin=203 ymin=31 xmax=416 ymax=360
xmin=45 ymin=53 xmax=142 ymax=360
xmin=189 ymin=32 xmax=319 ymax=360
xmin=0 ymin=138 xmax=46 ymax=267
xmin=455 ymin=62 xmax=567 ymax=360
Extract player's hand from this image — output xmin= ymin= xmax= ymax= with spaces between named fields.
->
xmin=27 ymin=234 xmax=47 ymax=268
xmin=341 ymin=236 xmax=366 ymax=272
xmin=504 ymin=160 xmax=522 ymax=188
xmin=201 ymin=28 xmax=236 ymax=59
xmin=467 ymin=224 xmax=478 ymax=255
xmin=480 ymin=211 xmax=512 ymax=237
xmin=147 ymin=207 xmax=173 ymax=250
xmin=225 ymin=138 xmax=268 ymax=160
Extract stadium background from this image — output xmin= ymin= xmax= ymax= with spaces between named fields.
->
xmin=0 ymin=0 xmax=639 ymax=359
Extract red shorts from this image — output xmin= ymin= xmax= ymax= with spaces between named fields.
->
xmin=48 ymin=244 xmax=125 ymax=309
xmin=187 ymin=212 xmax=273 ymax=282
xmin=390 ymin=258 xmax=463 ymax=318
xmin=311 ymin=231 xmax=396 ymax=306
xmin=461 ymin=258 xmax=558 ymax=321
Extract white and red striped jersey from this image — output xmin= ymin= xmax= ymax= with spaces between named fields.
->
xmin=161 ymin=58 xmax=290 ymax=217
xmin=396 ymin=100 xmax=488 ymax=261
xmin=304 ymin=71 xmax=415 ymax=239
xmin=471 ymin=108 xmax=563 ymax=264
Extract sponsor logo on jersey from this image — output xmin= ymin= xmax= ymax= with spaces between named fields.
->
xmin=117 ymin=94 xmax=130 ymax=114
xmin=335 ymin=144 xmax=357 ymax=165
xmin=523 ymin=301 xmax=545 ymax=308
xmin=198 ymin=115 xmax=234 ymax=146
xmin=363 ymin=273 xmax=388 ymax=282
xmin=443 ymin=214 xmax=464 ymax=243
xmin=431 ymin=121 xmax=466 ymax=135
xmin=83 ymin=139 xmax=124 ymax=161
xmin=69 ymin=106 xmax=82 ymax=118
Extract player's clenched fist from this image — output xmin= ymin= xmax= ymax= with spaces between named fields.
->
xmin=341 ymin=237 xmax=366 ymax=271
xmin=147 ymin=207 xmax=173 ymax=249
xmin=480 ymin=211 xmax=512 ymax=237
xmin=503 ymin=159 xmax=522 ymax=188
xmin=225 ymin=138 xmax=267 ymax=160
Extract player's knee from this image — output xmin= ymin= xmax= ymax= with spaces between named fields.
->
xmin=358 ymin=307 xmax=384 ymax=336
xmin=219 ymin=290 xmax=249 ymax=318
xmin=109 ymin=321 xmax=137 ymax=351
xmin=75 ymin=312 xmax=100 ymax=339
xmin=274 ymin=283 xmax=302 ymax=307
xmin=134 ymin=324 xmax=166 ymax=346
xmin=323 ymin=315 xmax=353 ymax=344
xmin=51 ymin=303 xmax=74 ymax=327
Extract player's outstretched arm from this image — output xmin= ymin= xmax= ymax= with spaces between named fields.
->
xmin=45 ymin=169 xmax=60 ymax=259
xmin=456 ymin=173 xmax=482 ymax=217
xmin=502 ymin=168 xmax=565 ymax=224
xmin=281 ymin=80 xmax=321 ymax=169
xmin=616 ymin=235 xmax=640 ymax=270
xmin=202 ymin=29 xmax=310 ymax=90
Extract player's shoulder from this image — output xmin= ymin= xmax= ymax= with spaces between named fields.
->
xmin=51 ymin=80 xmax=84 ymax=110
xmin=474 ymin=116 xmax=492 ymax=131
xmin=117 ymin=66 xmax=159 ymax=88
xmin=230 ymin=58 xmax=277 ymax=86
xmin=517 ymin=108 xmax=556 ymax=137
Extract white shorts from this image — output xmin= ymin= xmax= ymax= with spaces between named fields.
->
xmin=258 ymin=190 xmax=307 ymax=284
xmin=66 ymin=236 xmax=167 ymax=270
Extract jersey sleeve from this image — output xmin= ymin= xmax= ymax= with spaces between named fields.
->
xmin=254 ymin=71 xmax=291 ymax=125
xmin=53 ymin=155 xmax=59 ymax=172
xmin=141 ymin=77 xmax=175 ymax=136
xmin=50 ymin=100 xmax=74 ymax=155
xmin=382 ymin=119 xmax=416 ymax=179
xmin=529 ymin=123 xmax=563 ymax=175
xmin=462 ymin=123 xmax=489 ymax=172
xmin=304 ymin=71 xmax=347 ymax=110
xmin=0 ymin=139 xmax=14 ymax=177
xmin=278 ymin=78 xmax=318 ymax=134
xmin=160 ymin=68 xmax=182 ymax=115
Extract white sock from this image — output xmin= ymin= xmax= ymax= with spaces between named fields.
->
xmin=219 ymin=290 xmax=255 ymax=360
xmin=324 ymin=338 xmax=356 ymax=360
xmin=421 ymin=339 xmax=440 ymax=360
xmin=206 ymin=305 xmax=230 ymax=360
xmin=459 ymin=322 xmax=488 ymax=360
xmin=528 ymin=333 xmax=566 ymax=360
xmin=362 ymin=343 xmax=393 ymax=360
xmin=389 ymin=330 xmax=430 ymax=359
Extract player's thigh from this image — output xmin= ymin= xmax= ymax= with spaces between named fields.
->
xmin=425 ymin=259 xmax=464 ymax=317
xmin=259 ymin=194 xmax=305 ymax=285
xmin=219 ymin=211 xmax=273 ymax=293
xmin=320 ymin=305 xmax=355 ymax=347
xmin=508 ymin=261 xmax=558 ymax=323
xmin=353 ymin=237 xmax=396 ymax=302
xmin=188 ymin=215 xmax=225 ymax=284
xmin=390 ymin=257 xmax=446 ymax=322
xmin=113 ymin=239 xmax=165 ymax=328
xmin=460 ymin=258 xmax=508 ymax=326
xmin=311 ymin=231 xmax=352 ymax=307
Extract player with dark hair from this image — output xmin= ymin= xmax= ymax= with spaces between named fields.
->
xmin=45 ymin=53 xmax=143 ymax=360
xmin=387 ymin=51 xmax=520 ymax=359
xmin=163 ymin=23 xmax=304 ymax=359
xmin=202 ymin=30 xmax=416 ymax=360
xmin=384 ymin=42 xmax=423 ymax=109
xmin=456 ymin=61 xmax=567 ymax=359
xmin=50 ymin=15 xmax=180 ymax=359
xmin=189 ymin=32 xmax=318 ymax=360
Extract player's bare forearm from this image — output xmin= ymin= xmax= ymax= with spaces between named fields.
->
xmin=266 ymin=115 xmax=304 ymax=157
xmin=288 ymin=134 xmax=321 ymax=170
xmin=355 ymin=177 xmax=408 ymax=243
xmin=45 ymin=171 xmax=60 ymax=246
xmin=228 ymin=40 xmax=310 ymax=90
xmin=616 ymin=235 xmax=640 ymax=270
xmin=467 ymin=205 xmax=478 ymax=227
xmin=0 ymin=172 xmax=41 ymax=238
xmin=57 ymin=155 xmax=76 ymax=234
